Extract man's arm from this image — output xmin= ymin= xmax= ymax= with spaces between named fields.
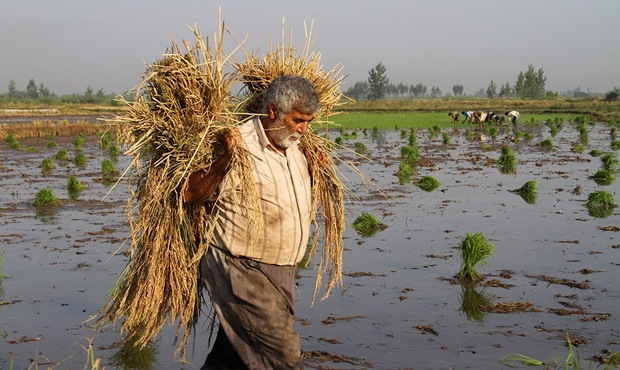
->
xmin=182 ymin=128 xmax=240 ymax=204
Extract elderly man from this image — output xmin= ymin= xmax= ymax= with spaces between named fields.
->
xmin=183 ymin=75 xmax=319 ymax=369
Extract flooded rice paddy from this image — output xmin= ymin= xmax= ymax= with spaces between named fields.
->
xmin=0 ymin=118 xmax=619 ymax=369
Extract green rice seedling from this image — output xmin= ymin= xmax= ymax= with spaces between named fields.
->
xmin=465 ymin=131 xmax=475 ymax=142
xmin=549 ymin=125 xmax=559 ymax=137
xmin=601 ymin=152 xmax=619 ymax=171
xmin=397 ymin=161 xmax=414 ymax=184
xmin=400 ymin=145 xmax=419 ymax=165
xmin=442 ymin=132 xmax=450 ymax=145
xmin=497 ymin=145 xmax=517 ymax=167
xmin=110 ymin=334 xmax=160 ymax=370
xmin=67 ymin=176 xmax=87 ymax=199
xmin=371 ymin=126 xmax=380 ymax=140
xmin=539 ymin=138 xmax=554 ymax=148
xmin=500 ymin=334 xmax=620 ymax=370
xmin=334 ymin=136 xmax=344 ymax=145
xmin=510 ymin=180 xmax=538 ymax=204
xmin=73 ymin=135 xmax=87 ymax=151
xmin=33 ymin=188 xmax=60 ymax=207
xmin=590 ymin=169 xmax=615 ymax=186
xmin=590 ymin=149 xmax=603 ymax=157
xmin=99 ymin=131 xmax=114 ymax=149
xmin=4 ymin=134 xmax=21 ymax=150
xmin=611 ymin=141 xmax=620 ymax=150
xmin=363 ymin=128 xmax=369 ymax=137
xmin=352 ymin=212 xmax=388 ymax=237
xmin=101 ymin=159 xmax=119 ymax=180
xmin=456 ymin=232 xmax=496 ymax=282
xmin=108 ymin=144 xmax=120 ymax=162
xmin=572 ymin=143 xmax=586 ymax=153
xmin=489 ymin=127 xmax=497 ymax=140
xmin=54 ymin=149 xmax=70 ymax=161
xmin=41 ymin=158 xmax=55 ymax=175
xmin=579 ymin=125 xmax=589 ymax=144
xmin=408 ymin=129 xmax=418 ymax=147
xmin=25 ymin=146 xmax=37 ymax=152
xmin=354 ymin=141 xmax=367 ymax=154
xmin=586 ymin=190 xmax=617 ymax=218
xmin=74 ymin=153 xmax=88 ymax=169
xmin=611 ymin=127 xmax=617 ymax=141
xmin=414 ymin=175 xmax=441 ymax=192
xmin=46 ymin=136 xmax=57 ymax=148
xmin=458 ymin=284 xmax=493 ymax=322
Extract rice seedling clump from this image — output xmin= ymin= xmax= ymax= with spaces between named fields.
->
xmin=510 ymin=180 xmax=538 ymax=204
xmin=33 ymin=189 xmax=60 ymax=207
xmin=586 ymin=190 xmax=617 ymax=218
xmin=457 ymin=232 xmax=496 ymax=282
xmin=414 ymin=175 xmax=441 ymax=192
xmin=352 ymin=212 xmax=388 ymax=237
xmin=590 ymin=169 xmax=615 ymax=186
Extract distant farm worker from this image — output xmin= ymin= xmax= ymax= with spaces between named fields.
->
xmin=505 ymin=110 xmax=520 ymax=124
xmin=462 ymin=110 xmax=474 ymax=123
xmin=487 ymin=111 xmax=504 ymax=124
xmin=183 ymin=75 xmax=320 ymax=369
xmin=471 ymin=110 xmax=488 ymax=127
xmin=448 ymin=111 xmax=460 ymax=125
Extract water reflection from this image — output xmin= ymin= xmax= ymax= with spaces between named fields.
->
xmin=110 ymin=335 xmax=160 ymax=370
xmin=458 ymin=283 xmax=493 ymax=323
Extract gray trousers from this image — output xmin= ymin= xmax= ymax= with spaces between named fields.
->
xmin=200 ymin=247 xmax=304 ymax=369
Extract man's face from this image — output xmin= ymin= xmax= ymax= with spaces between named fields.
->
xmin=266 ymin=105 xmax=314 ymax=151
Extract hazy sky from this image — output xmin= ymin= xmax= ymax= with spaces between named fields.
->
xmin=1 ymin=0 xmax=618 ymax=96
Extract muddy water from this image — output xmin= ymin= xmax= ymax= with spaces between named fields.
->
xmin=1 ymin=121 xmax=619 ymax=369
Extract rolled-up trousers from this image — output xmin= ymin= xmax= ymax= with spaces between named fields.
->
xmin=200 ymin=247 xmax=304 ymax=370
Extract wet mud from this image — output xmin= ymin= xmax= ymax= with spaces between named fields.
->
xmin=1 ymin=120 xmax=619 ymax=369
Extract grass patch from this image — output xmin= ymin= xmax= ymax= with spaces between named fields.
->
xmin=352 ymin=212 xmax=388 ymax=237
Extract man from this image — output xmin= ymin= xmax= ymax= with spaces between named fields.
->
xmin=462 ymin=110 xmax=474 ymax=123
xmin=448 ymin=111 xmax=460 ymax=125
xmin=471 ymin=110 xmax=488 ymax=127
xmin=183 ymin=75 xmax=319 ymax=369
xmin=505 ymin=110 xmax=520 ymax=124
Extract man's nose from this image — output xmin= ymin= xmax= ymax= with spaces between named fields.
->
xmin=297 ymin=121 xmax=309 ymax=135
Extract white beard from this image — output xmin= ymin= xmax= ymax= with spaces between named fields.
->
xmin=269 ymin=119 xmax=301 ymax=149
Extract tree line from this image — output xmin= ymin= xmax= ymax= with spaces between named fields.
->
xmin=346 ymin=62 xmax=619 ymax=101
xmin=1 ymin=78 xmax=121 ymax=104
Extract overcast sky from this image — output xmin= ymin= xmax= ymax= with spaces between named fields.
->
xmin=1 ymin=0 xmax=618 ymax=96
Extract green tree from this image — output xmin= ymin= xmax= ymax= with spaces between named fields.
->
xmin=26 ymin=79 xmax=38 ymax=99
xmin=8 ymin=80 xmax=17 ymax=99
xmin=515 ymin=64 xmax=547 ymax=98
xmin=410 ymin=82 xmax=427 ymax=98
xmin=344 ymin=81 xmax=369 ymax=100
xmin=486 ymin=80 xmax=497 ymax=98
xmin=84 ymin=85 xmax=94 ymax=103
xmin=367 ymin=62 xmax=389 ymax=100
xmin=39 ymin=83 xmax=50 ymax=98
xmin=430 ymin=86 xmax=442 ymax=98
xmin=452 ymin=84 xmax=464 ymax=96
xmin=499 ymin=82 xmax=512 ymax=97
xmin=605 ymin=87 xmax=620 ymax=102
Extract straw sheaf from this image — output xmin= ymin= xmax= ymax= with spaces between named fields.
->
xmin=100 ymin=25 xmax=261 ymax=358
xmin=99 ymin=21 xmax=349 ymax=360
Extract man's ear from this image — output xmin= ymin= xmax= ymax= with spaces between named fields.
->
xmin=268 ymin=103 xmax=279 ymax=120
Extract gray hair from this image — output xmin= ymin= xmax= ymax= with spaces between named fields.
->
xmin=261 ymin=75 xmax=320 ymax=116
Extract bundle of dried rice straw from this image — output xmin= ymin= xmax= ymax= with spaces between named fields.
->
xmin=99 ymin=20 xmax=349 ymax=360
